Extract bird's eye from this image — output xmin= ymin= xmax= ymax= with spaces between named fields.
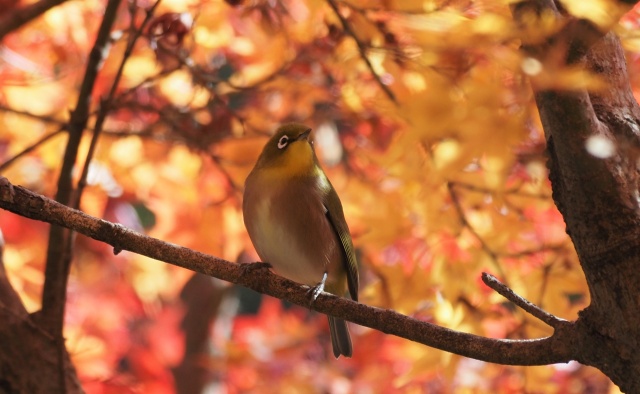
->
xmin=277 ymin=135 xmax=289 ymax=150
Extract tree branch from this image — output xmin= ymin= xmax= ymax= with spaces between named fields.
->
xmin=449 ymin=180 xmax=551 ymax=199
xmin=40 ymin=0 xmax=122 ymax=334
xmin=0 ymin=0 xmax=67 ymax=40
xmin=482 ymin=272 xmax=568 ymax=329
xmin=0 ymin=105 xmax=66 ymax=126
xmin=0 ymin=105 xmax=175 ymax=144
xmin=38 ymin=1 xmax=122 ymax=390
xmin=0 ymin=127 xmax=64 ymax=172
xmin=74 ymin=0 xmax=162 ymax=208
xmin=447 ymin=182 xmax=508 ymax=280
xmin=0 ymin=177 xmax=575 ymax=366
xmin=326 ymin=0 xmax=397 ymax=103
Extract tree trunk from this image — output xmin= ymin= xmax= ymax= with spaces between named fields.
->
xmin=0 ymin=238 xmax=83 ymax=393
xmin=536 ymin=31 xmax=640 ymax=392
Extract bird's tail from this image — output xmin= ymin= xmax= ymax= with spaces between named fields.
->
xmin=328 ymin=316 xmax=352 ymax=358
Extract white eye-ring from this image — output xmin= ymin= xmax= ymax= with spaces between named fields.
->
xmin=277 ymin=135 xmax=289 ymax=149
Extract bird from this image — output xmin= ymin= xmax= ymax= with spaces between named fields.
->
xmin=242 ymin=123 xmax=359 ymax=358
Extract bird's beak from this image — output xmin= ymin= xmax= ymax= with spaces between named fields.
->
xmin=296 ymin=128 xmax=312 ymax=142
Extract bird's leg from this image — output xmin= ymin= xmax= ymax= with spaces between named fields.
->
xmin=307 ymin=271 xmax=328 ymax=303
xmin=239 ymin=261 xmax=272 ymax=277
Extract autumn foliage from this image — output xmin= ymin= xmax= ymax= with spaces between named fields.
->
xmin=2 ymin=0 xmax=640 ymax=392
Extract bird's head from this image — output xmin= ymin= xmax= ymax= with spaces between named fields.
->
xmin=254 ymin=123 xmax=316 ymax=177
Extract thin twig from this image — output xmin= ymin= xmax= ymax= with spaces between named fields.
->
xmin=0 ymin=105 xmax=67 ymax=126
xmin=74 ymin=0 xmax=162 ymax=208
xmin=0 ymin=127 xmax=64 ymax=172
xmin=481 ymin=272 xmax=567 ymax=329
xmin=102 ymin=128 xmax=180 ymax=142
xmin=502 ymin=244 xmax=565 ymax=259
xmin=326 ymin=0 xmax=397 ymax=103
xmin=114 ymin=68 xmax=174 ymax=100
xmin=447 ymin=182 xmax=507 ymax=280
xmin=0 ymin=104 xmax=176 ymax=142
xmin=225 ymin=60 xmax=293 ymax=90
xmin=360 ymin=259 xmax=394 ymax=308
xmin=449 ymin=181 xmax=551 ymax=199
xmin=537 ymin=263 xmax=553 ymax=308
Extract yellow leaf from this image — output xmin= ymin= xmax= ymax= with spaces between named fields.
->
xmin=109 ymin=136 xmax=143 ymax=168
xmin=4 ymin=80 xmax=68 ymax=115
xmin=560 ymin=0 xmax=630 ymax=29
xmin=123 ymin=54 xmax=160 ymax=87
xmin=159 ymin=70 xmax=195 ymax=107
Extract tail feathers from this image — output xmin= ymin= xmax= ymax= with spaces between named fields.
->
xmin=328 ymin=316 xmax=352 ymax=358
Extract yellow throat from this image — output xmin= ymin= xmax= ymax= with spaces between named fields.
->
xmin=261 ymin=138 xmax=317 ymax=180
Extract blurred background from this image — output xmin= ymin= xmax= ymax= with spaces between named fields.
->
xmin=1 ymin=0 xmax=639 ymax=392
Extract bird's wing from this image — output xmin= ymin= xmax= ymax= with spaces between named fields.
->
xmin=323 ymin=187 xmax=359 ymax=302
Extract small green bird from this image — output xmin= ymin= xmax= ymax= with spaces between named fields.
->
xmin=243 ymin=123 xmax=359 ymax=358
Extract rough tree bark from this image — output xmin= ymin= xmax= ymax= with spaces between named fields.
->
xmin=0 ymin=233 xmax=82 ymax=393
xmin=513 ymin=1 xmax=640 ymax=391
xmin=1 ymin=0 xmax=640 ymax=393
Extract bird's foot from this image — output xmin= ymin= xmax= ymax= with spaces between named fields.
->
xmin=306 ymin=272 xmax=328 ymax=304
xmin=239 ymin=261 xmax=272 ymax=277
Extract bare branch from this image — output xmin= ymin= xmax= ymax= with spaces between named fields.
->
xmin=0 ymin=177 xmax=575 ymax=366
xmin=447 ymin=182 xmax=507 ymax=280
xmin=449 ymin=180 xmax=551 ymax=199
xmin=36 ymin=2 xmax=123 ymax=390
xmin=0 ymin=104 xmax=177 ymax=143
xmin=74 ymin=0 xmax=162 ymax=208
xmin=40 ymin=0 xmax=122 ymax=360
xmin=326 ymin=0 xmax=397 ymax=103
xmin=0 ymin=0 xmax=67 ymax=40
xmin=536 ymin=263 xmax=553 ymax=307
xmin=0 ymin=127 xmax=64 ymax=172
xmin=502 ymin=244 xmax=566 ymax=259
xmin=0 ymin=105 xmax=66 ymax=126
xmin=482 ymin=272 xmax=568 ymax=329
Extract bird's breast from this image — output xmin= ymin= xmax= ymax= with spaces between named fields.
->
xmin=244 ymin=173 xmax=343 ymax=289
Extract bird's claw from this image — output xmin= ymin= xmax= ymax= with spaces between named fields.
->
xmin=306 ymin=284 xmax=325 ymax=304
xmin=306 ymin=271 xmax=328 ymax=304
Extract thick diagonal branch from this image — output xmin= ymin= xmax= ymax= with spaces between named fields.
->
xmin=0 ymin=177 xmax=575 ymax=366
